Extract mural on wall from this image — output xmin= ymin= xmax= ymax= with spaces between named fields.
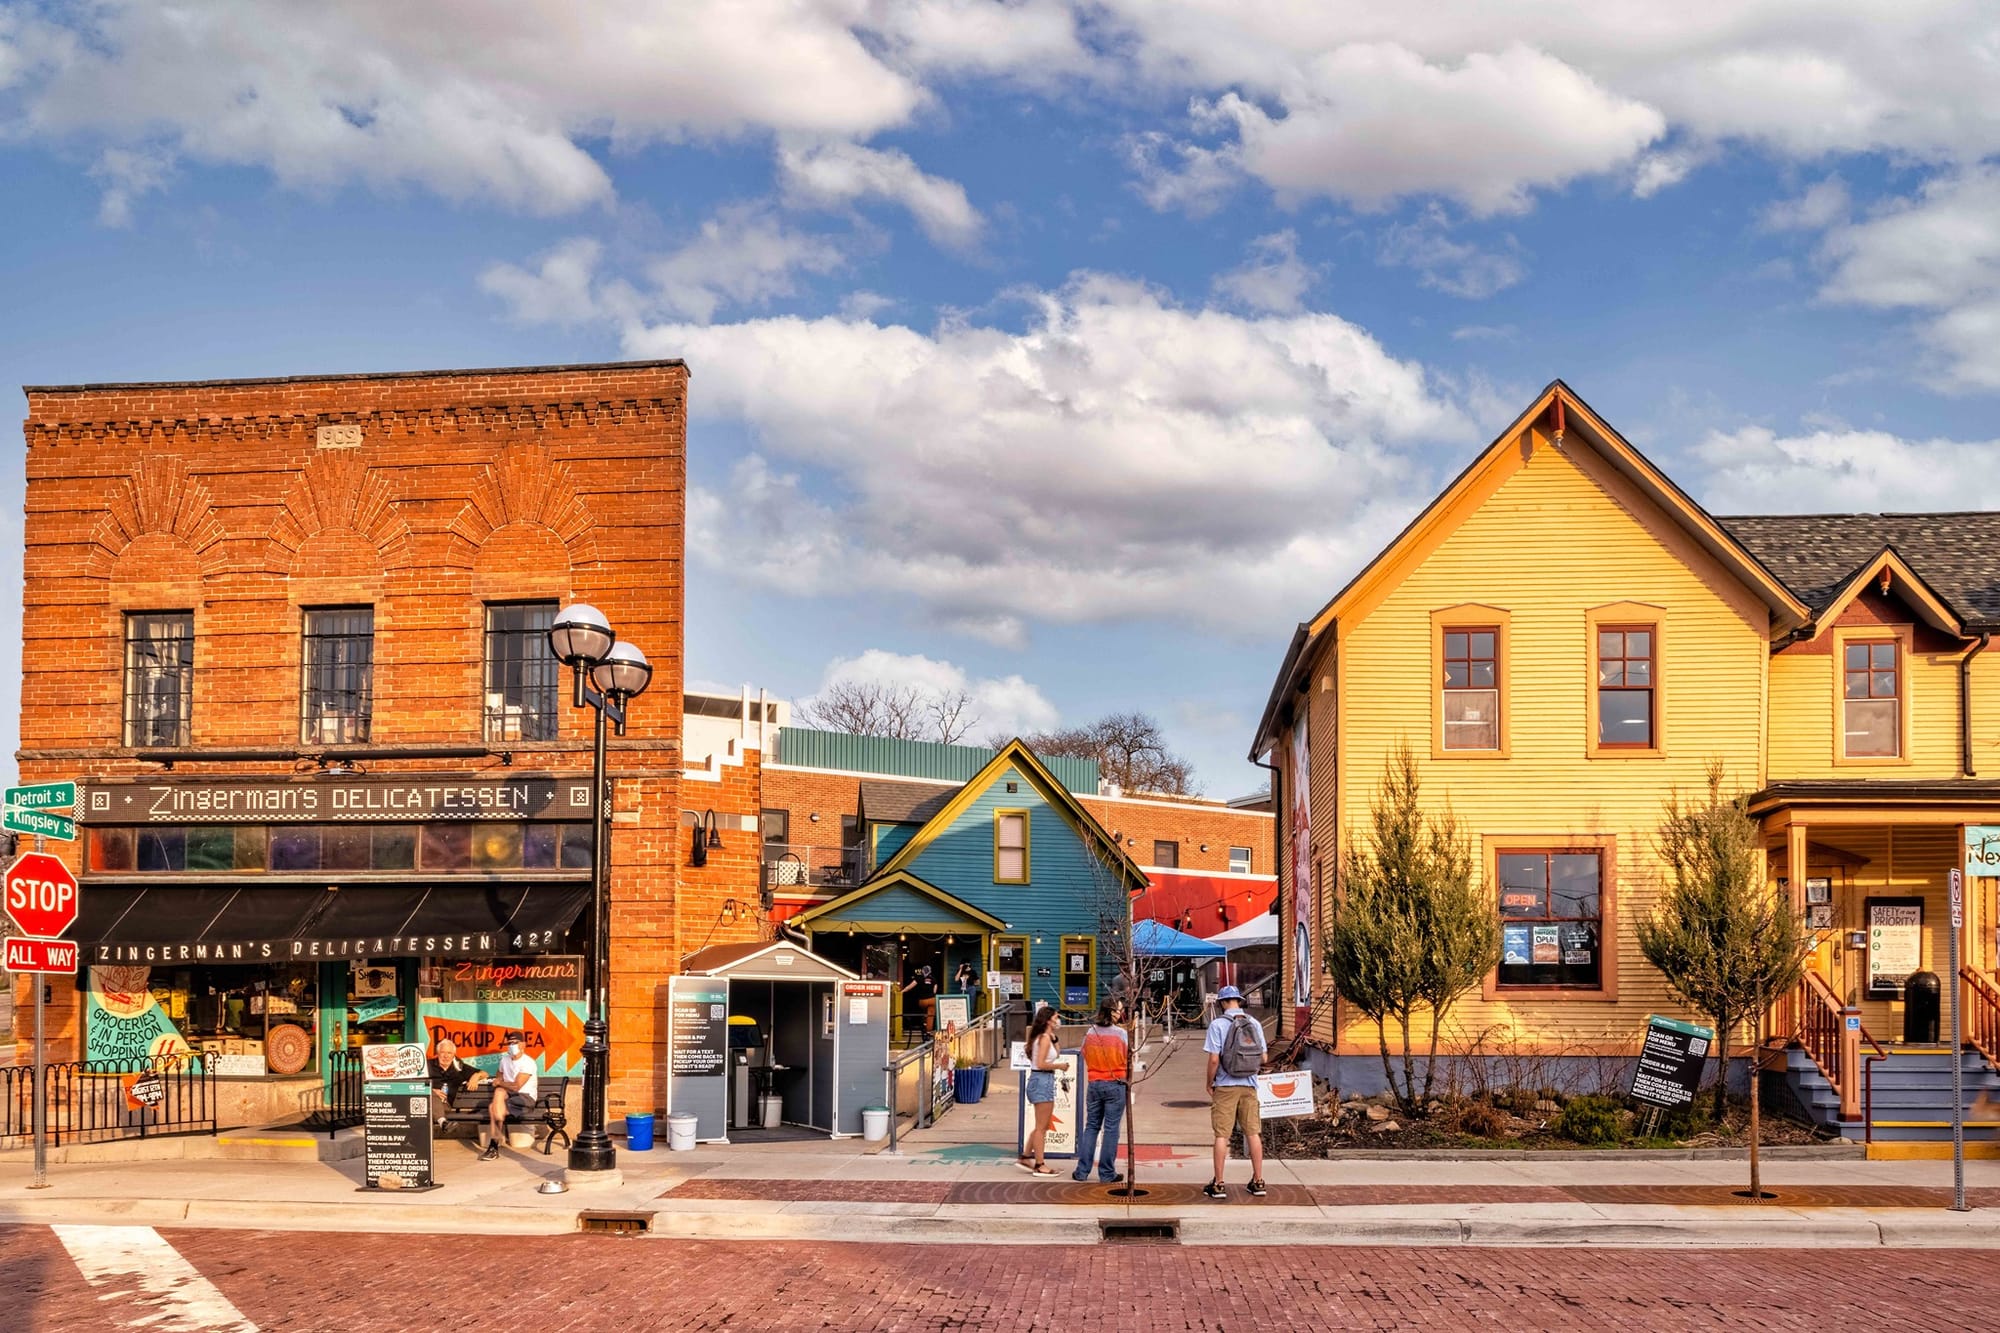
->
xmin=1288 ymin=717 xmax=1313 ymax=1021
xmin=84 ymin=966 xmax=198 ymax=1069
xmin=418 ymin=956 xmax=586 ymax=1077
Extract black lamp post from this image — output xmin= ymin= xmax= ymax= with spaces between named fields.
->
xmin=548 ymin=603 xmax=652 ymax=1174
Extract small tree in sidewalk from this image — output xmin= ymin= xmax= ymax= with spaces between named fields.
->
xmin=1323 ymin=743 xmax=1497 ymax=1119
xmin=1637 ymin=762 xmax=1809 ymax=1198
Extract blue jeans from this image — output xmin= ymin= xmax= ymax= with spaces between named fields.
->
xmin=1073 ymin=1080 xmax=1127 ymax=1180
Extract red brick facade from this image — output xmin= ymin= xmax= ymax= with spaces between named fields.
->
xmin=18 ymin=361 xmax=690 ymax=1114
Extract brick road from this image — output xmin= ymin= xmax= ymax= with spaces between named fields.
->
xmin=4 ymin=1226 xmax=1997 ymax=1332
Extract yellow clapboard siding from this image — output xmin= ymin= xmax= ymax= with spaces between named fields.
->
xmin=1327 ymin=430 xmax=1769 ymax=1049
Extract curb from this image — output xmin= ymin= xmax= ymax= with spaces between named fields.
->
xmin=0 ymin=1197 xmax=579 ymax=1236
xmin=1310 ymin=1145 xmax=1863 ymax=1161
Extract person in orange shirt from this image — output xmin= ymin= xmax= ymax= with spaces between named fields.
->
xmin=1072 ymin=1003 xmax=1130 ymax=1184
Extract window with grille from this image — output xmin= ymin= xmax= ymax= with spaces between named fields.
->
xmin=301 ymin=607 xmax=374 ymax=745
xmin=995 ymin=811 xmax=1030 ymax=884
xmin=124 ymin=612 xmax=193 ymax=747
xmin=1496 ymin=850 xmax=1602 ymax=990
xmin=483 ymin=602 xmax=559 ymax=742
xmin=1596 ymin=626 xmax=1655 ymax=747
xmin=1843 ymin=640 xmax=1900 ymax=757
xmin=1442 ymin=628 xmax=1499 ymax=749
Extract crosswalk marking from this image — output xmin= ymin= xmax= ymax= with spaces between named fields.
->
xmin=53 ymin=1224 xmax=259 ymax=1332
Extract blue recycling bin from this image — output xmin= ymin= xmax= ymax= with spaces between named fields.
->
xmin=625 ymin=1112 xmax=656 ymax=1151
xmin=953 ymin=1066 xmax=987 ymax=1104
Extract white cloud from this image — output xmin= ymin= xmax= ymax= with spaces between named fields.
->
xmin=778 ymin=140 xmax=983 ymax=249
xmin=1814 ymin=166 xmax=2000 ymax=389
xmin=1630 ymin=144 xmax=1709 ymax=199
xmin=806 ymin=649 xmax=1059 ymax=738
xmin=1377 ymin=205 xmax=1525 ymax=299
xmin=1693 ymin=424 xmax=2000 ymax=513
xmin=1125 ymin=128 xmax=1241 ymax=217
xmin=612 ymin=273 xmax=1470 ymax=635
xmin=1762 ymin=176 xmax=1850 ymax=232
xmin=1211 ymin=231 xmax=1320 ymax=313
xmin=483 ymin=208 xmax=845 ymax=327
xmin=1449 ymin=323 xmax=1517 ymax=341
xmin=88 ymin=146 xmax=174 ymax=227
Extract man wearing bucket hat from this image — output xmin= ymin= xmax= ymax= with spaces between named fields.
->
xmin=1202 ymin=985 xmax=1267 ymax=1200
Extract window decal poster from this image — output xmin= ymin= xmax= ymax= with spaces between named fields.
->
xmin=1288 ymin=716 xmax=1312 ymax=1022
xmin=1501 ymin=925 xmax=1531 ymax=966
xmin=85 ymin=967 xmax=198 ymax=1070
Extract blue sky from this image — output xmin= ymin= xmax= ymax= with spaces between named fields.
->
xmin=3 ymin=2 xmax=2000 ymax=796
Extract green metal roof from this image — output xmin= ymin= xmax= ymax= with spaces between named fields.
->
xmin=774 ymin=727 xmax=1099 ymax=794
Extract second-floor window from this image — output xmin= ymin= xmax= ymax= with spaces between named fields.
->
xmin=1597 ymin=627 xmax=1655 ymax=747
xmin=1229 ymin=845 xmax=1252 ymax=874
xmin=1442 ymin=628 xmax=1499 ymax=750
xmin=484 ymin=602 xmax=559 ymax=742
xmin=125 ymin=612 xmax=193 ymax=747
xmin=1153 ymin=839 xmax=1179 ymax=868
xmin=995 ymin=811 xmax=1029 ymax=883
xmin=1844 ymin=640 xmax=1900 ymax=757
xmin=301 ymin=607 xmax=374 ymax=744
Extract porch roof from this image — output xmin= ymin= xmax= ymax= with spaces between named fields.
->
xmin=1748 ymin=778 xmax=2000 ymax=820
xmin=790 ymin=870 xmax=1007 ymax=934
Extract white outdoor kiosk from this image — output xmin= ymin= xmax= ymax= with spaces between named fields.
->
xmin=669 ymin=941 xmax=888 ymax=1140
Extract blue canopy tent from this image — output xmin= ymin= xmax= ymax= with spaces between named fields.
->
xmin=1131 ymin=918 xmax=1226 ymax=959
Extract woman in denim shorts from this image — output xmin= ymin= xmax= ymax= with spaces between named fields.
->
xmin=1019 ymin=1006 xmax=1061 ymax=1175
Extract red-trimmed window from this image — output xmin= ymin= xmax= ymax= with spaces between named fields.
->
xmin=1596 ymin=626 xmax=1655 ymax=747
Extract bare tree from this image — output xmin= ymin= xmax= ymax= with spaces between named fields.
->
xmin=1015 ymin=712 xmax=1197 ymax=796
xmin=797 ymin=680 xmax=980 ymax=744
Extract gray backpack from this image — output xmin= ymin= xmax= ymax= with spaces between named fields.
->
xmin=1219 ymin=1012 xmax=1263 ymax=1078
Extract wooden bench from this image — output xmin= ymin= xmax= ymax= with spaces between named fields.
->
xmin=438 ymin=1076 xmax=573 ymax=1155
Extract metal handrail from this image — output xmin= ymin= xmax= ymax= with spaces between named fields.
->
xmin=1961 ymin=966 xmax=2000 ymax=1067
xmin=882 ymin=1006 xmax=1005 ymax=1155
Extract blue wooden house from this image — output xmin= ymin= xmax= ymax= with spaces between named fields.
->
xmin=792 ymin=741 xmax=1146 ymax=1036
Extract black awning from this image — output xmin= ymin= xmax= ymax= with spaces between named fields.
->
xmin=76 ymin=883 xmax=593 ymax=965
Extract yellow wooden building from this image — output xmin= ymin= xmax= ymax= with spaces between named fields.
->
xmin=1252 ymin=381 xmax=2000 ymax=1153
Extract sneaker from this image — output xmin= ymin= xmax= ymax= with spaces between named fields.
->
xmin=1202 ymin=1179 xmax=1228 ymax=1200
xmin=1071 ymin=1170 xmax=1090 ymax=1182
xmin=478 ymin=1142 xmax=500 ymax=1161
xmin=1098 ymin=1173 xmax=1124 ymax=1185
xmin=1246 ymin=1178 xmax=1267 ymax=1197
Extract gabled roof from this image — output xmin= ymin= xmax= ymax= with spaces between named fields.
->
xmin=679 ymin=939 xmax=859 ymax=981
xmin=876 ymin=739 xmax=1148 ymax=890
xmin=789 ymin=869 xmax=1007 ymax=933
xmin=1720 ymin=515 xmax=2000 ymax=630
xmin=1251 ymin=381 xmax=1814 ymax=759
xmin=857 ymin=780 xmax=954 ymax=826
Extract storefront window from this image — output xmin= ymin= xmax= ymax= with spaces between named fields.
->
xmin=86 ymin=821 xmax=593 ymax=875
xmin=1496 ymin=849 xmax=1602 ymax=990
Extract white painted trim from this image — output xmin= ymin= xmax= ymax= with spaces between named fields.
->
xmin=762 ymin=763 xmax=963 ymax=788
xmin=1137 ymin=867 xmax=1277 ymax=882
xmin=1083 ymin=791 xmax=1275 ymax=818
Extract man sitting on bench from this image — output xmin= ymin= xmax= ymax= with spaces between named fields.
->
xmin=429 ymin=1038 xmax=484 ymax=1127
xmin=481 ymin=1030 xmax=538 ymax=1161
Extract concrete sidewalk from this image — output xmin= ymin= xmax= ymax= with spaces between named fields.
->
xmin=2 ymin=1031 xmax=1997 ymax=1247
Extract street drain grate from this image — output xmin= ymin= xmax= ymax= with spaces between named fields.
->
xmin=1100 ymin=1218 xmax=1180 ymax=1243
xmin=579 ymin=1210 xmax=654 ymax=1235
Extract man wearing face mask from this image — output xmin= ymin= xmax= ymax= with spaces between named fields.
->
xmin=482 ymin=1029 xmax=539 ymax=1161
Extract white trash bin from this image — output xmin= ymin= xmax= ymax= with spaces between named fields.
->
xmin=666 ymin=1112 xmax=698 ymax=1151
xmin=860 ymin=1105 xmax=890 ymax=1142
xmin=759 ymin=1095 xmax=783 ymax=1130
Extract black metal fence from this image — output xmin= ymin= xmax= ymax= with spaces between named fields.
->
xmin=305 ymin=1048 xmax=364 ymax=1138
xmin=0 ymin=1056 xmax=219 ymax=1146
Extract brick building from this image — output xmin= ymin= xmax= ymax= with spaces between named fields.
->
xmin=17 ymin=360 xmax=714 ymax=1118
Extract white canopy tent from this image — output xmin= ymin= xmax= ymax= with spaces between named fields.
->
xmin=1208 ymin=915 xmax=1278 ymax=951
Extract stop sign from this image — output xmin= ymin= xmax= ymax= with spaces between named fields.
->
xmin=6 ymin=852 xmax=79 ymax=938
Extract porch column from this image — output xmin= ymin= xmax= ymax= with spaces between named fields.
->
xmin=1839 ymin=1002 xmax=1863 ymax=1121
xmin=1780 ymin=823 xmax=1808 ymax=1034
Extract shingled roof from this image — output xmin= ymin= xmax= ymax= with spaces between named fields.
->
xmin=1718 ymin=513 xmax=2000 ymax=627
xmin=857 ymin=779 xmax=955 ymax=825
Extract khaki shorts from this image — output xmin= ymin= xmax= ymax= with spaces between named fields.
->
xmin=1210 ymin=1084 xmax=1261 ymax=1138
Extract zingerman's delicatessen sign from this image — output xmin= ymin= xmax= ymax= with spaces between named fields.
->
xmin=71 ymin=775 xmax=597 ymax=1076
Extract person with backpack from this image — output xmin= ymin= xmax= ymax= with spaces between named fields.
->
xmin=1202 ymin=984 xmax=1267 ymax=1199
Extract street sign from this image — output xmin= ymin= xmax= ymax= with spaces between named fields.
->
xmin=4 ymin=852 xmax=79 ymax=939
xmin=5 ymin=782 xmax=75 ymax=812
xmin=1950 ymin=868 xmax=1965 ymax=930
xmin=3 ymin=808 xmax=74 ymax=841
xmin=3 ymin=937 xmax=77 ymax=975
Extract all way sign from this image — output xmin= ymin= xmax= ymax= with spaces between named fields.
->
xmin=4 ymin=937 xmax=78 ymax=974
